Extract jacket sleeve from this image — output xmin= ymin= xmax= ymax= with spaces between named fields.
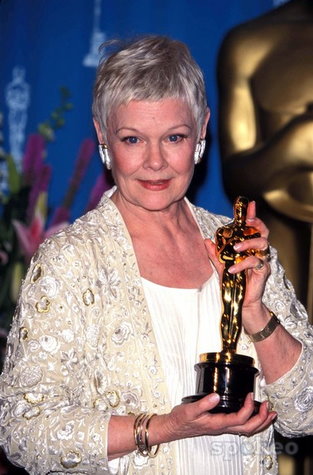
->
xmin=0 ymin=237 xmax=112 ymax=474
xmin=262 ymin=247 xmax=313 ymax=437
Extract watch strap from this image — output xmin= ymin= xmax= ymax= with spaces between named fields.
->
xmin=249 ymin=312 xmax=280 ymax=343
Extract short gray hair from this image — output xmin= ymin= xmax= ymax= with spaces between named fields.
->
xmin=92 ymin=35 xmax=208 ymax=138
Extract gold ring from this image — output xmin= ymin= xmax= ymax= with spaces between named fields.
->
xmin=255 ymin=260 xmax=265 ymax=270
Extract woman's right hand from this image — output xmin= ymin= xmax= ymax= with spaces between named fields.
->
xmin=107 ymin=393 xmax=276 ymax=460
xmin=153 ymin=393 xmax=276 ymax=443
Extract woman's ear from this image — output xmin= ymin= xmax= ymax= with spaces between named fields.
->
xmin=93 ymin=119 xmax=105 ymax=143
xmin=200 ymin=107 xmax=210 ymax=139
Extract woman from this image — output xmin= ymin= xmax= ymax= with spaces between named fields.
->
xmin=0 ymin=35 xmax=312 ymax=475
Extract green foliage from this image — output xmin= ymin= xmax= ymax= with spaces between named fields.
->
xmin=37 ymin=87 xmax=73 ymax=141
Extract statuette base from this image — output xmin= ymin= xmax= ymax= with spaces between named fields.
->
xmin=182 ymin=352 xmax=259 ymax=414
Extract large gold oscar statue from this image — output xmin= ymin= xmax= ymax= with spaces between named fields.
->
xmin=217 ymin=0 xmax=313 ymax=320
xmin=215 ymin=197 xmax=260 ymax=352
xmin=182 ymin=197 xmax=259 ymax=414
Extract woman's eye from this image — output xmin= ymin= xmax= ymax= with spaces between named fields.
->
xmin=168 ymin=134 xmax=184 ymax=143
xmin=122 ymin=136 xmax=139 ymax=144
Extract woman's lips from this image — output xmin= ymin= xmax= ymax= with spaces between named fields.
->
xmin=138 ymin=179 xmax=171 ymax=190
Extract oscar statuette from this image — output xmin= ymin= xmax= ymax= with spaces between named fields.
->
xmin=182 ymin=196 xmax=260 ymax=413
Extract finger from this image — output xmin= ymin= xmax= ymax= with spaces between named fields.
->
xmin=247 ymin=200 xmax=256 ymax=220
xmin=246 ymin=202 xmax=269 ymax=238
xmin=242 ymin=399 xmax=273 ymax=428
xmin=181 ymin=393 xmax=221 ymax=422
xmin=194 ymin=393 xmax=221 ymax=414
xmin=208 ymin=393 xmax=256 ymax=431
xmin=232 ymin=392 xmax=256 ymax=422
xmin=229 ymin=400 xmax=269 ymax=432
xmin=233 ymin=237 xmax=269 ymax=254
xmin=250 ymin=412 xmax=277 ymax=436
xmin=229 ymin=255 xmax=270 ymax=274
xmin=234 ymin=414 xmax=275 ymax=437
xmin=231 ymin=401 xmax=276 ymax=436
xmin=247 ymin=216 xmax=269 ymax=238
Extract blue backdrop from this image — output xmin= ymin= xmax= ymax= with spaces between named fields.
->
xmin=0 ymin=0 xmax=279 ymax=222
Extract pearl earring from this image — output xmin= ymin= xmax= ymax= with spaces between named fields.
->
xmin=98 ymin=144 xmax=112 ymax=170
xmin=194 ymin=139 xmax=206 ymax=164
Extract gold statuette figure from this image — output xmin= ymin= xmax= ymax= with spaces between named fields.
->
xmin=182 ymin=197 xmax=259 ymax=413
xmin=216 ymin=196 xmax=260 ymax=353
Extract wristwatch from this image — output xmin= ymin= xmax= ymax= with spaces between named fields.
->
xmin=249 ymin=312 xmax=280 ymax=343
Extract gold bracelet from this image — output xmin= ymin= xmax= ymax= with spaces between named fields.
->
xmin=144 ymin=414 xmax=160 ymax=458
xmin=134 ymin=413 xmax=149 ymax=456
xmin=249 ymin=311 xmax=280 ymax=342
xmin=134 ymin=412 xmax=160 ymax=458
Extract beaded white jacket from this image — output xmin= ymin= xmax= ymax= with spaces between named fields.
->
xmin=1 ymin=191 xmax=313 ymax=475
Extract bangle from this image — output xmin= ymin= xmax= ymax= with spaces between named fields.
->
xmin=134 ymin=413 xmax=160 ymax=458
xmin=134 ymin=413 xmax=148 ymax=455
xmin=248 ymin=311 xmax=280 ymax=342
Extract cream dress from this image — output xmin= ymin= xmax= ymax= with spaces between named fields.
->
xmin=142 ymin=273 xmax=243 ymax=475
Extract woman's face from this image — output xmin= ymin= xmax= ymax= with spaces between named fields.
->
xmin=96 ymin=98 xmax=208 ymax=214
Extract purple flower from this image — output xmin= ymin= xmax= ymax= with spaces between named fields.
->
xmin=69 ymin=138 xmax=95 ymax=190
xmin=62 ymin=138 xmax=96 ymax=209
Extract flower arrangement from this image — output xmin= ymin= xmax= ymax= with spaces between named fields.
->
xmin=0 ymin=88 xmax=109 ymax=355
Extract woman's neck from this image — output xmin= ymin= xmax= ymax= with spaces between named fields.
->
xmin=111 ymin=190 xmax=192 ymax=238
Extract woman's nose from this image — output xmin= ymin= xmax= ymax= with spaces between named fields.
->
xmin=143 ymin=143 xmax=167 ymax=170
